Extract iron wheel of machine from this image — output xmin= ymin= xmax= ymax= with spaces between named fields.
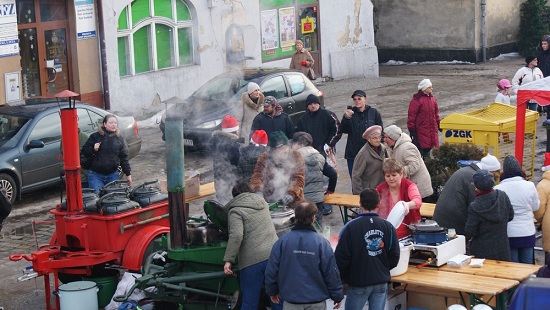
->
xmin=0 ymin=173 xmax=16 ymax=204
xmin=140 ymin=233 xmax=167 ymax=269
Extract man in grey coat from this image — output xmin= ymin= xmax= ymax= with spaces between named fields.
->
xmin=433 ymin=153 xmax=502 ymax=236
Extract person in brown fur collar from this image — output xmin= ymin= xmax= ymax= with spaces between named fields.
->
xmin=235 ymin=82 xmax=264 ymax=143
xmin=250 ymin=131 xmax=305 ymax=207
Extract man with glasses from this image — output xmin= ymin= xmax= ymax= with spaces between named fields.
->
xmin=341 ymin=90 xmax=383 ymax=176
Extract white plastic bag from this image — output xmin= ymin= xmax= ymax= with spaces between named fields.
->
xmin=324 ymin=144 xmax=338 ymax=173
xmin=104 ymin=272 xmax=157 ymax=310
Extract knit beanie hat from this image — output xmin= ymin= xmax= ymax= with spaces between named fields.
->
xmin=247 ymin=82 xmax=260 ymax=94
xmin=250 ymin=130 xmax=268 ymax=146
xmin=269 ymin=131 xmax=288 ymax=149
xmin=384 ymin=125 xmax=402 ymax=141
xmin=478 ymin=154 xmax=500 ymax=172
xmin=502 ymin=155 xmax=522 ymax=175
xmin=418 ymin=79 xmax=432 ymax=91
xmin=221 ymin=115 xmax=239 ymax=133
xmin=525 ymin=55 xmax=537 ymax=65
xmin=472 ymin=170 xmax=495 ymax=191
xmin=306 ymin=94 xmax=320 ymax=105
xmin=362 ymin=125 xmax=382 ymax=139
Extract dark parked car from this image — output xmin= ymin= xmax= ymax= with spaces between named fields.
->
xmin=159 ymin=68 xmax=324 ymax=150
xmin=0 ymin=99 xmax=142 ymax=204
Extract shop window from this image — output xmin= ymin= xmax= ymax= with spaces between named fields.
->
xmin=117 ymin=0 xmax=195 ymax=76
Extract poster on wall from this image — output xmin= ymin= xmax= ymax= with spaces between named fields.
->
xmin=261 ymin=9 xmax=279 ymax=51
xmin=0 ymin=0 xmax=18 ymax=58
xmin=278 ymin=7 xmax=295 ymax=48
xmin=75 ymin=0 xmax=97 ymax=40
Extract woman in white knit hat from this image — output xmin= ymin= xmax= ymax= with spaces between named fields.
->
xmin=234 ymin=82 xmax=264 ymax=144
xmin=407 ymin=78 xmax=441 ymax=158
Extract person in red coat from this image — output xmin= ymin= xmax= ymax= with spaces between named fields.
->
xmin=407 ymin=79 xmax=441 ymax=158
xmin=376 ymin=159 xmax=422 ymax=239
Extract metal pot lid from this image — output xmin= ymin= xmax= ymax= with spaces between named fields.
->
xmin=411 ymin=225 xmax=446 ymax=233
xmin=203 ymin=200 xmax=228 ymax=234
xmin=131 ymin=180 xmax=161 ymax=197
xmin=270 ymin=206 xmax=294 ymax=218
xmin=412 ymin=219 xmax=438 ymax=227
xmin=97 ymin=192 xmax=131 ymax=206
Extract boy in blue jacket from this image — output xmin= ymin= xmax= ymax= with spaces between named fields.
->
xmin=335 ymin=189 xmax=400 ymax=310
xmin=265 ymin=200 xmax=344 ymax=309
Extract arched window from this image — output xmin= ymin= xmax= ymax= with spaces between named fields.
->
xmin=117 ymin=0 xmax=194 ymax=76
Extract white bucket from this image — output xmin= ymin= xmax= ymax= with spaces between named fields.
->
xmin=57 ymin=280 xmax=99 ymax=310
xmin=390 ymin=243 xmax=412 ymax=276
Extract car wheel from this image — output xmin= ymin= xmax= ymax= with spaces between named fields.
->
xmin=0 ymin=174 xmax=16 ymax=204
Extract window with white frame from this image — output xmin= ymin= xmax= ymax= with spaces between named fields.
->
xmin=117 ymin=0 xmax=195 ymax=76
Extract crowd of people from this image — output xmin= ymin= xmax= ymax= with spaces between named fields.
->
xmin=208 ymin=65 xmax=449 ymax=308
xmin=210 ymin=38 xmax=550 ymax=306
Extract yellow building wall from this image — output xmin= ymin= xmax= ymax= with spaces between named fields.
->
xmin=0 ymin=55 xmax=22 ymax=105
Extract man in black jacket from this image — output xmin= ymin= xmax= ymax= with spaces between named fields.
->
xmin=335 ymin=188 xmax=399 ymax=310
xmin=296 ymin=94 xmax=341 ymax=215
xmin=250 ymin=96 xmax=294 ymax=139
xmin=341 ymin=90 xmax=383 ymax=176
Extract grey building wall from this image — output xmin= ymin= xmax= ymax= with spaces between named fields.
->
xmin=374 ymin=0 xmax=523 ymax=63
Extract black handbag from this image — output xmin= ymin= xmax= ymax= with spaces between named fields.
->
xmin=0 ymin=191 xmax=11 ymax=220
xmin=307 ymin=68 xmax=316 ymax=80
xmin=80 ymin=152 xmax=95 ymax=170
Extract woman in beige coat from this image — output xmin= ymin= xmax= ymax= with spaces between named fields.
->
xmin=234 ymin=82 xmax=264 ymax=143
xmin=351 ymin=125 xmax=388 ymax=194
xmin=384 ymin=125 xmax=433 ymax=199
xmin=536 ymin=169 xmax=550 ymax=254
xmin=289 ymin=40 xmax=314 ymax=77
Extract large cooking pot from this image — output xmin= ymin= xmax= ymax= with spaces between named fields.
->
xmin=130 ymin=180 xmax=168 ymax=207
xmin=406 ymin=220 xmax=447 ymax=244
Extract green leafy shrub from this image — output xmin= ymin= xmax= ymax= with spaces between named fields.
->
xmin=423 ymin=143 xmax=485 ymax=203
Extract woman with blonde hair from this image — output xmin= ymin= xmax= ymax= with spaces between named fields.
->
xmin=376 ymin=159 xmax=422 ymax=238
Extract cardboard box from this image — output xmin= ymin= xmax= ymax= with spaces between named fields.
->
xmin=159 ymin=172 xmax=200 ymax=198
xmin=386 ymin=290 xmax=406 ymax=310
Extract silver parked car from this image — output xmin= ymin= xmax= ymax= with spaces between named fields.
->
xmin=0 ymin=99 xmax=142 ymax=204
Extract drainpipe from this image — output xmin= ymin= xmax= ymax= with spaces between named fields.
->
xmin=97 ymin=0 xmax=111 ymax=110
xmin=481 ymin=0 xmax=487 ymax=62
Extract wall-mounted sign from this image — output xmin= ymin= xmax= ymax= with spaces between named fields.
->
xmin=301 ymin=16 xmax=314 ymax=34
xmin=0 ymin=0 xmax=18 ymax=58
xmin=75 ymin=0 xmax=97 ymax=40
xmin=279 ymin=7 xmax=295 ymax=48
xmin=261 ymin=9 xmax=279 ymax=50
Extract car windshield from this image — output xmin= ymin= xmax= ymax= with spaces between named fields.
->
xmin=0 ymin=115 xmax=30 ymax=147
xmin=192 ymin=75 xmax=249 ymax=102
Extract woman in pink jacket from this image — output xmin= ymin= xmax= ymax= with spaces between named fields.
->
xmin=407 ymin=79 xmax=441 ymax=158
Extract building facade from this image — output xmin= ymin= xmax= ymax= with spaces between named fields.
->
xmin=0 ymin=0 xmax=378 ymax=114
xmin=374 ymin=0 xmax=524 ymax=63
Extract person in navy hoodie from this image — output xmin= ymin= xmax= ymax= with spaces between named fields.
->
xmin=335 ymin=189 xmax=400 ymax=310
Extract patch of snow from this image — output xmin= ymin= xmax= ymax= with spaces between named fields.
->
xmin=491 ymin=52 xmax=520 ymax=61
xmin=137 ymin=109 xmax=166 ymax=128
